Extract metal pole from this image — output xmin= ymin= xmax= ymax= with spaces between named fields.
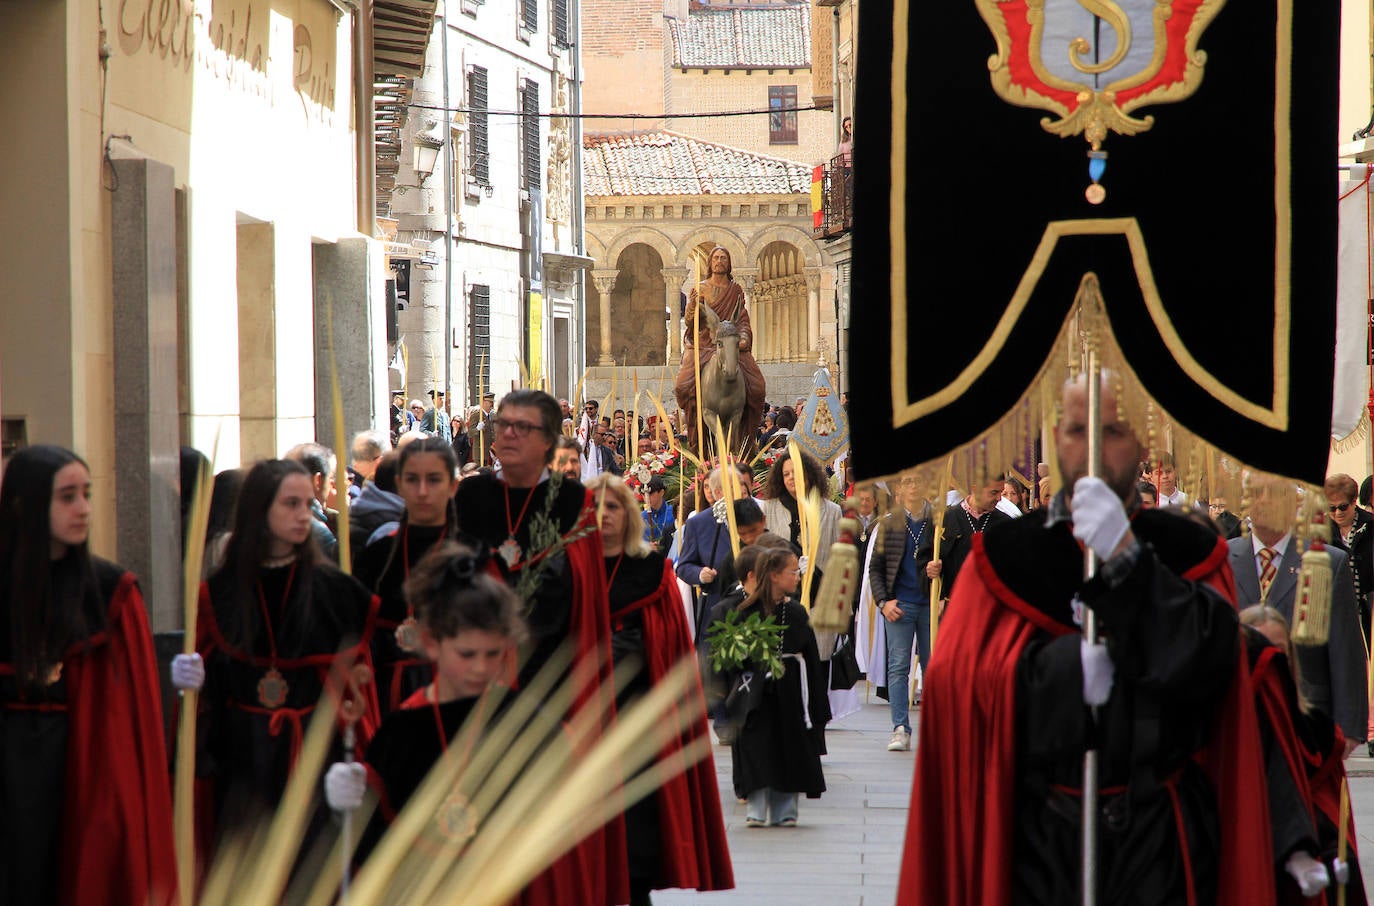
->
xmin=1081 ymin=349 xmax=1102 ymax=906
xmin=440 ymin=2 xmax=453 ymax=410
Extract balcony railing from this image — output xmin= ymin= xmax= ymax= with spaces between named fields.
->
xmin=815 ymin=153 xmax=853 ymax=239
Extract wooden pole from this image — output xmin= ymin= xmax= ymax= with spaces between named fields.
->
xmin=693 ymin=249 xmax=705 ymax=465
xmin=1081 ymin=349 xmax=1103 ymax=906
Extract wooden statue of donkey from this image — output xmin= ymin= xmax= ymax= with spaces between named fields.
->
xmin=697 ymin=302 xmax=749 ymax=456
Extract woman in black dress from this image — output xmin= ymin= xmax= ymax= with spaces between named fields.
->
xmin=353 ymin=437 xmax=459 ymax=714
xmin=191 ymin=458 xmax=379 ymax=857
xmin=0 ymin=445 xmax=177 ymax=905
xmin=586 ymin=474 xmax=733 ymax=905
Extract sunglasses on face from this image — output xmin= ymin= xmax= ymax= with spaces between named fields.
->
xmin=1330 ymin=501 xmax=1353 ymax=513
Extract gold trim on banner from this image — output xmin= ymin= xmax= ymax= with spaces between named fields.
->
xmin=888 ymin=0 xmax=1290 ymax=435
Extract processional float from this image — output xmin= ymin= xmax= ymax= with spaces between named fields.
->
xmin=845 ymin=2 xmax=1342 ymax=904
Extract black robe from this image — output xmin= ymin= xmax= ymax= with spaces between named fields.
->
xmin=0 ymin=555 xmax=110 ymax=904
xmin=197 ymin=562 xmax=377 ymax=845
xmin=606 ymin=552 xmax=666 ymax=886
xmin=915 ymin=502 xmax=1014 ymax=602
xmin=726 ymin=599 xmax=829 ymax=799
xmin=985 ymin=509 xmax=1239 ymax=906
xmin=355 ymin=693 xmax=484 ymax=865
xmin=353 ymin=522 xmax=447 ymax=714
xmin=453 ymin=472 xmax=587 ymax=689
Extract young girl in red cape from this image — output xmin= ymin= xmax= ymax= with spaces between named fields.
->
xmin=328 ymin=540 xmax=616 ymax=904
xmin=176 ymin=458 xmax=379 ymax=878
xmin=0 ymin=444 xmax=177 ymax=905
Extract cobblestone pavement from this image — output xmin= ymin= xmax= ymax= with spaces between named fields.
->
xmin=654 ymin=695 xmax=907 ymax=906
xmin=655 ymin=692 xmax=1374 ymax=906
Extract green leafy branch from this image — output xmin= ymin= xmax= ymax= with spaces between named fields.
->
xmin=514 ymin=472 xmax=597 ymax=606
xmin=705 ymin=609 xmax=785 ymax=678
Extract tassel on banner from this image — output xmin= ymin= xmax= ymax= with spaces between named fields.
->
xmin=810 ymin=518 xmax=862 ymax=661
xmin=1293 ymin=536 xmax=1334 ymax=647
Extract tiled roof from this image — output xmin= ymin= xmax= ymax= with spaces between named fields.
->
xmin=668 ymin=4 xmax=811 ymax=70
xmin=583 ymin=131 xmax=811 ymax=197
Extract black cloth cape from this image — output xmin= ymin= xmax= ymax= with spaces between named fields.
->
xmin=353 ymin=522 xmax=447 ymax=713
xmin=196 ymin=561 xmax=378 ymax=847
xmin=727 ymin=599 xmax=830 ymax=799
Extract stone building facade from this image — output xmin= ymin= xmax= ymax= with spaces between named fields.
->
xmin=582 ymin=131 xmax=834 ymax=409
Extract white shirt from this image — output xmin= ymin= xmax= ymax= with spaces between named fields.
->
xmin=1251 ymin=531 xmax=1292 ymax=579
xmin=995 ymin=497 xmax=1022 ymax=519
xmin=1159 ymin=488 xmax=1190 ymax=508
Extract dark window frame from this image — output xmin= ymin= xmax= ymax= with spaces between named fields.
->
xmin=467 ymin=66 xmax=490 ymax=187
xmin=768 ymin=85 xmax=798 ymax=145
xmin=468 ymin=284 xmax=492 ymax=404
xmin=521 ymin=79 xmax=541 ymax=190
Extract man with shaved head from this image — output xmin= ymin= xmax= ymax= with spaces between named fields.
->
xmin=898 ymin=373 xmax=1273 ymax=905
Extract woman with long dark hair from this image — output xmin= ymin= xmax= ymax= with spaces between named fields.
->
xmin=759 ymin=449 xmax=842 ymax=572
xmin=586 ymin=475 xmax=733 ymax=905
xmin=0 ymin=445 xmax=177 ymax=904
xmin=353 ymin=437 xmax=460 ymax=714
xmin=187 ymin=458 xmax=379 ymax=850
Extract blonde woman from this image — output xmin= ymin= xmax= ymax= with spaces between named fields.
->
xmin=585 ymin=474 xmax=734 ymax=903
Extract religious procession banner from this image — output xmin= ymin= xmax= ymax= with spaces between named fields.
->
xmin=848 ymin=0 xmax=1340 ymax=486
xmin=792 ymin=363 xmax=849 ymax=464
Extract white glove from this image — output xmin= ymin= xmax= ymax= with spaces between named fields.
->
xmin=1080 ymin=640 xmax=1114 ymax=706
xmin=1071 ymin=477 xmax=1130 ymax=561
xmin=798 ymin=555 xmax=809 ymax=575
xmin=1285 ymin=851 xmax=1330 ymax=897
xmin=1333 ymin=858 xmax=1350 ymax=886
xmin=324 ymin=762 xmax=367 ymax=812
xmin=170 ymin=653 xmax=205 ymax=692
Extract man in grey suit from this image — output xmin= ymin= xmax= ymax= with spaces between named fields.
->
xmin=1227 ymin=476 xmax=1367 ymax=754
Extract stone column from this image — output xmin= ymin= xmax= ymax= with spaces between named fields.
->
xmin=592 ymin=269 xmax=618 ymax=366
xmin=806 ymin=268 xmax=822 ymax=362
xmin=777 ymin=298 xmax=790 ymax=363
xmin=111 ymin=158 xmax=180 ymax=632
xmin=738 ymin=270 xmax=758 ymax=359
xmin=662 ymin=266 xmax=686 ymax=362
xmin=314 ymin=239 xmax=385 ymax=445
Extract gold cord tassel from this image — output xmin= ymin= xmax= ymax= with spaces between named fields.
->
xmin=1293 ymin=539 xmax=1333 ymax=646
xmin=811 ymin=517 xmax=862 ymax=659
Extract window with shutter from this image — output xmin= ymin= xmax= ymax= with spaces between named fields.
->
xmin=520 ymin=0 xmax=537 ymax=32
xmin=553 ymin=0 xmax=571 ymax=47
xmin=522 ymin=80 xmax=541 ymax=190
xmin=769 ymin=86 xmax=798 ymax=145
xmin=468 ymin=285 xmax=491 ymax=403
xmin=467 ymin=67 xmax=490 ymax=187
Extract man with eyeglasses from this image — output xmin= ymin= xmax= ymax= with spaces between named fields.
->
xmin=450 ymin=388 xmax=628 ymax=900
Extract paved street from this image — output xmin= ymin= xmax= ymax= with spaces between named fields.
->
xmin=654 ymin=688 xmax=1374 ymax=906
xmin=656 ymin=693 xmax=908 ymax=906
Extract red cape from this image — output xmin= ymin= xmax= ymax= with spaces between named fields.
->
xmin=492 ymin=486 xmax=629 ymax=906
xmin=610 ymin=558 xmax=734 ymax=892
xmin=898 ymin=533 xmax=1275 ymax=906
xmin=61 ymin=571 xmax=179 ymax=906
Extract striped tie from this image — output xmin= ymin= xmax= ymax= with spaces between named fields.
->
xmin=1258 ymin=547 xmax=1279 ymax=601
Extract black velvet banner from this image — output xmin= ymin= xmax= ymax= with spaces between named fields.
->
xmin=848 ymin=0 xmax=1339 ymax=484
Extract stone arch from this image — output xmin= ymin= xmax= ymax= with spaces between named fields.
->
xmin=610 ymin=243 xmax=668 ymax=367
xmin=584 ymin=231 xmax=608 ymax=265
xmin=751 ymin=237 xmax=811 ymax=365
xmin=601 ymin=226 xmax=678 ymax=273
xmin=673 ymin=226 xmax=747 ymax=274
xmin=745 ymin=223 xmax=826 ymax=268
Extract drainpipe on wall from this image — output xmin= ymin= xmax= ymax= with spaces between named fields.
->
xmin=570 ymin=0 xmax=587 ymax=379
xmin=441 ymin=0 xmax=453 ymax=404
xmin=354 ymin=0 xmax=375 ymax=236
